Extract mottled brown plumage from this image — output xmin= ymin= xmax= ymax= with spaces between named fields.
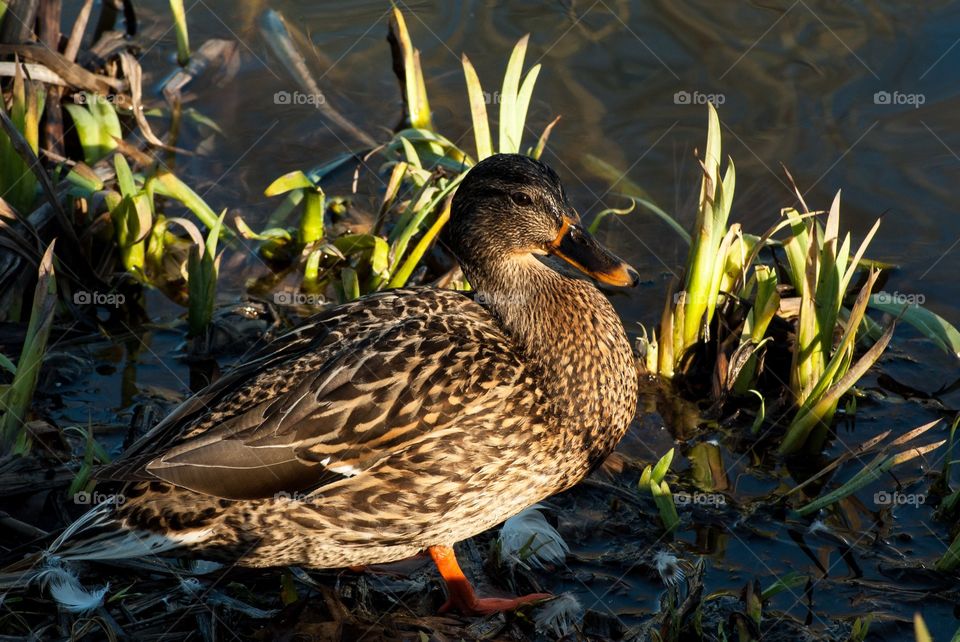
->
xmin=46 ymin=154 xmax=640 ymax=613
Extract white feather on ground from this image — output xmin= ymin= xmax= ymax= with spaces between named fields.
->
xmin=34 ymin=565 xmax=108 ymax=613
xmin=534 ymin=592 xmax=583 ymax=638
xmin=653 ymin=550 xmax=685 ymax=588
xmin=498 ymin=505 xmax=569 ymax=569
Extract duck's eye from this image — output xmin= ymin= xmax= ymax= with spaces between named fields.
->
xmin=510 ymin=192 xmax=533 ymax=207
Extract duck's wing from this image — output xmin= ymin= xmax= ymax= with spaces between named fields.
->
xmin=99 ymin=289 xmax=424 ymax=482
xmin=98 ymin=289 xmax=528 ymax=499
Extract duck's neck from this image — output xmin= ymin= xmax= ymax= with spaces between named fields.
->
xmin=469 ymin=256 xmax=637 ymax=445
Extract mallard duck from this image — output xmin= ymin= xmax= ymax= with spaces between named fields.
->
xmin=23 ymin=153 xmax=640 ymax=615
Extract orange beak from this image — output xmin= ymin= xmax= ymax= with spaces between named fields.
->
xmin=548 ymin=215 xmax=639 ymax=287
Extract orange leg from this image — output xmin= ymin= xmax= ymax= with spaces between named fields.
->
xmin=428 ymin=545 xmax=552 ymax=616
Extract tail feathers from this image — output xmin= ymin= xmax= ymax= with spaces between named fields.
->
xmin=48 ymin=498 xmax=210 ymax=562
xmin=1 ymin=498 xmax=214 ymax=612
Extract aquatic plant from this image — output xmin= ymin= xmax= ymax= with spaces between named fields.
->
xmin=169 ymin=0 xmax=191 ymax=67
xmin=63 ymin=93 xmax=121 ymax=164
xmin=628 ymin=104 xmax=957 ymax=456
xmin=639 ymin=448 xmax=680 ymax=533
xmin=0 ymin=242 xmax=56 ymax=454
xmin=246 ymin=7 xmax=555 ymax=301
xmin=0 ymin=64 xmax=41 ymax=214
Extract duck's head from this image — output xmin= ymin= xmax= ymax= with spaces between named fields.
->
xmin=446 ymin=153 xmax=639 ymax=289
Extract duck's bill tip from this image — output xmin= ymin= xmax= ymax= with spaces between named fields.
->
xmin=593 ymin=263 xmax=641 ymax=288
xmin=550 ymin=218 xmax=640 ymax=288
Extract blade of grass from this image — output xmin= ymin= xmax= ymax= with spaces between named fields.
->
xmin=781 ymin=316 xmax=894 ymax=455
xmin=154 ymin=170 xmax=224 ymax=233
xmin=187 ymin=211 xmax=225 ymax=337
xmin=498 ymin=34 xmax=529 ymax=153
xmin=1 ymin=241 xmax=56 ymax=453
xmin=461 ymin=54 xmax=492 ymax=160
xmin=387 ymin=195 xmax=451 ymax=288
xmin=868 ymin=296 xmax=960 ymax=358
xmin=795 ymin=420 xmax=942 ymax=514
xmin=169 ymin=0 xmax=190 ymax=66
xmin=388 ymin=7 xmax=432 ymax=130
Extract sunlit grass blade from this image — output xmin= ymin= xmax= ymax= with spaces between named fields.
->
xmin=868 ymin=296 xmax=960 ymax=358
xmin=840 ymin=217 xmax=881 ymax=294
xmin=388 ymin=196 xmax=451 ymax=289
xmin=64 ymin=93 xmax=121 ymax=163
xmin=265 ymin=170 xmax=314 ymax=195
xmin=389 ymin=174 xmax=463 ymax=278
xmin=0 ymin=64 xmax=42 ymax=213
xmin=781 ymin=272 xmax=891 ymax=454
xmin=781 ymin=207 xmax=811 ymax=295
xmin=389 ymin=7 xmax=432 ymax=131
xmin=1 ymin=242 xmax=56 ymax=454
xmin=650 ymin=480 xmax=680 ymax=533
xmin=169 ymin=0 xmax=190 ymax=66
xmin=499 ymin=34 xmax=534 ymax=153
xmin=733 ymin=265 xmax=780 ymax=393
xmin=637 ymin=450 xmax=679 ymax=532
xmin=914 ymin=614 xmax=933 ymax=642
xmin=681 ymin=103 xmax=726 ymax=350
xmin=795 ymin=420 xmax=941 ymax=514
xmin=513 ymin=61 xmax=540 ymax=148
xmin=656 ymin=280 xmax=677 ymax=378
xmin=791 ymin=220 xmax=822 ymax=404
xmin=747 ymin=389 xmax=766 ymax=433
xmin=265 ymin=170 xmax=326 ymax=245
xmin=154 ymin=170 xmax=222 ymax=232
xmin=461 ymin=54 xmax=492 ymax=161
